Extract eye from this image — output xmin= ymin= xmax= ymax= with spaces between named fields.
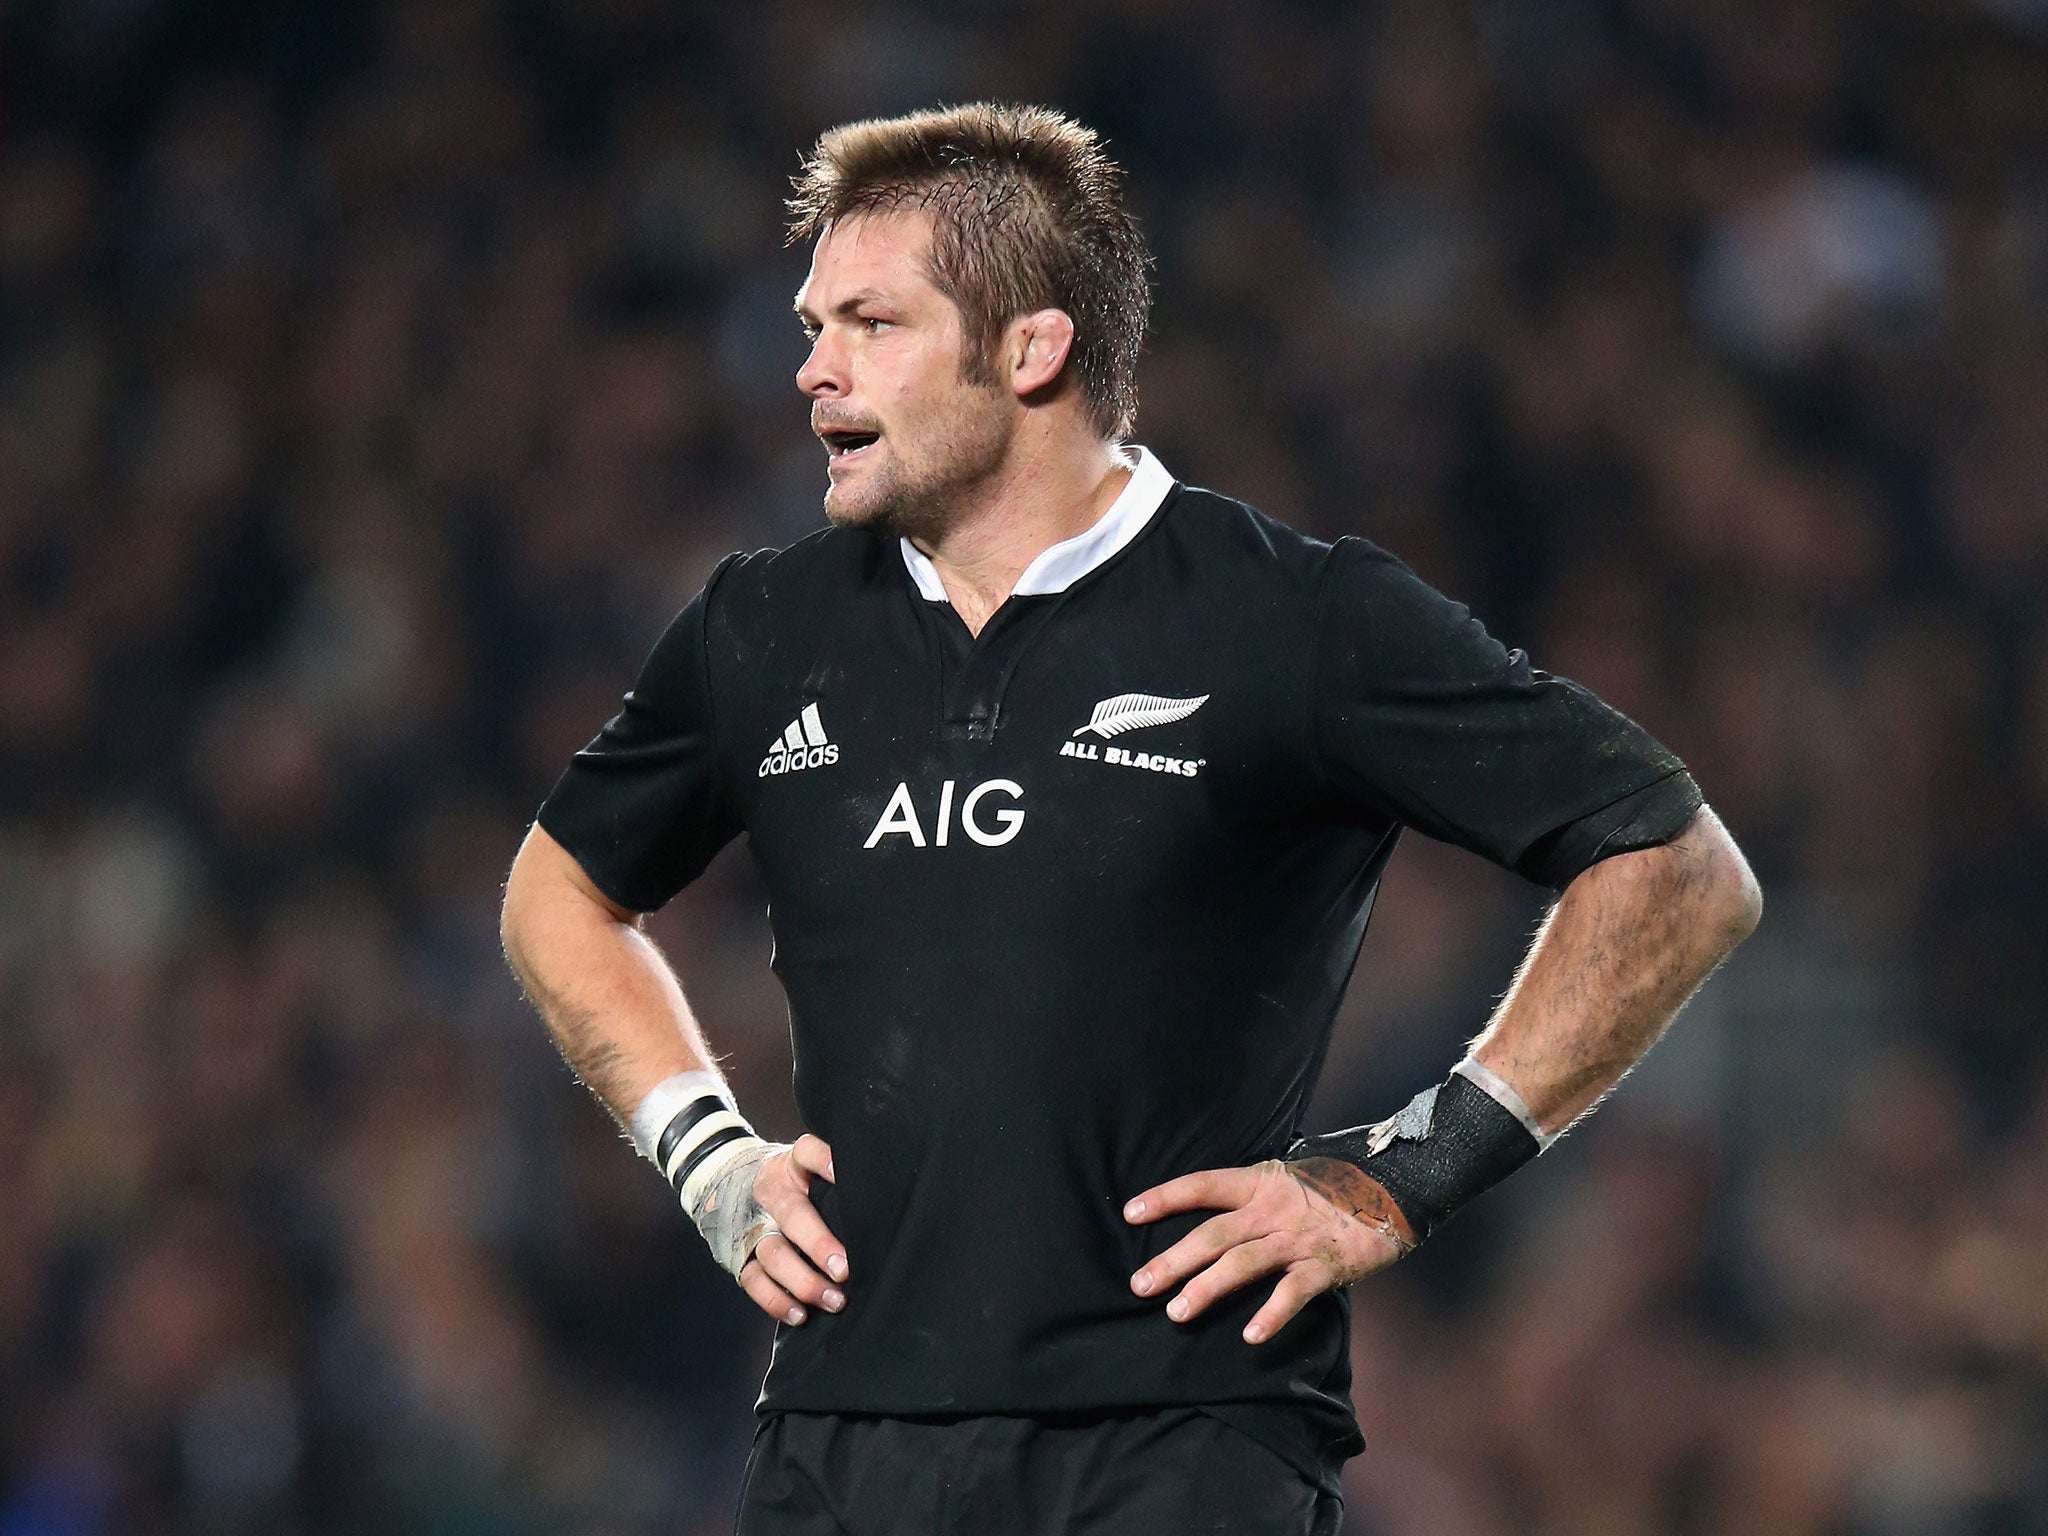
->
xmin=800 ymin=323 xmax=820 ymax=342
xmin=860 ymin=315 xmax=890 ymax=334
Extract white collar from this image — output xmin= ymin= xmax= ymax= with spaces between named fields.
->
xmin=899 ymin=447 xmax=1176 ymax=603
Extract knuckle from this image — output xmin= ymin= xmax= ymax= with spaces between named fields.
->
xmin=781 ymin=1257 xmax=823 ymax=1295
xmin=780 ymin=1212 xmax=818 ymax=1248
xmin=773 ymin=1244 xmax=817 ymax=1281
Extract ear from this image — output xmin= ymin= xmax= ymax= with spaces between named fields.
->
xmin=1008 ymin=309 xmax=1076 ymax=398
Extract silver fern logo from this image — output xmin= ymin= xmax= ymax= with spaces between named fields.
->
xmin=1071 ymin=693 xmax=1209 ymax=740
xmin=1059 ymin=692 xmax=1209 ymax=778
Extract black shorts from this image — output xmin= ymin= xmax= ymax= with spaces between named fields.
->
xmin=734 ymin=1409 xmax=1344 ymax=1536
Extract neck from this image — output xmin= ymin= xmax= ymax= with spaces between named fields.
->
xmin=910 ymin=429 xmax=1134 ymax=635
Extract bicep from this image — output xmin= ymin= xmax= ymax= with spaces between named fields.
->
xmin=507 ymin=822 xmax=638 ymax=927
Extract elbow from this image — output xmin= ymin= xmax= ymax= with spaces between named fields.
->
xmin=500 ymin=853 xmax=532 ymax=974
xmin=1701 ymin=812 xmax=1762 ymax=950
xmin=500 ymin=828 xmax=549 ymax=971
xmin=1637 ymin=804 xmax=1760 ymax=955
xmin=499 ymin=823 xmax=635 ymax=972
xmin=1722 ymin=855 xmax=1763 ymax=947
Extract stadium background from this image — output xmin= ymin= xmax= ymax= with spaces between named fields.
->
xmin=3 ymin=0 xmax=2047 ymax=1530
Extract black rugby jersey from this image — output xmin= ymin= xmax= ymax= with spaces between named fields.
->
xmin=537 ymin=450 xmax=1702 ymax=1481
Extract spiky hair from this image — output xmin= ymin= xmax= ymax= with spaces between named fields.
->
xmin=788 ymin=103 xmax=1151 ymax=439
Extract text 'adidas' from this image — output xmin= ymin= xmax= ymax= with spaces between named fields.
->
xmin=760 ymin=703 xmax=840 ymax=777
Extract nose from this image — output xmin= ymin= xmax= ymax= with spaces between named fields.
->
xmin=797 ymin=330 xmax=846 ymax=399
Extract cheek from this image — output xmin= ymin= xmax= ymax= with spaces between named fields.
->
xmin=876 ymin=356 xmax=953 ymax=451
xmin=894 ymin=348 xmax=952 ymax=410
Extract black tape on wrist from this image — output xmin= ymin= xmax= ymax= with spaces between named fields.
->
xmin=1291 ymin=1072 xmax=1541 ymax=1244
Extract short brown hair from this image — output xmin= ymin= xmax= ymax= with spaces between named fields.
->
xmin=788 ymin=103 xmax=1151 ymax=440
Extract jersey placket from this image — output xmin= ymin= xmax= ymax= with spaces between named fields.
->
xmin=922 ymin=595 xmax=1065 ymax=744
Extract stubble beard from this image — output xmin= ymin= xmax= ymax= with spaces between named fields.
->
xmin=823 ymin=393 xmax=1013 ymax=545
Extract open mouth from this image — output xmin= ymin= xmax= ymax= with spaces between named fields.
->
xmin=821 ymin=428 xmax=881 ymax=461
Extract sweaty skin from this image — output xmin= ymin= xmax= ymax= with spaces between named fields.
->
xmin=795 ymin=208 xmax=1131 ymax=635
xmin=1124 ymin=804 xmax=1759 ymax=1344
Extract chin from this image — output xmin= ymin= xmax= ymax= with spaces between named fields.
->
xmin=821 ymin=480 xmax=888 ymax=531
xmin=822 ymin=461 xmax=927 ymax=538
xmin=819 ymin=421 xmax=1006 ymax=541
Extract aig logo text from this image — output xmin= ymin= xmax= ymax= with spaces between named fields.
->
xmin=865 ymin=779 xmax=1025 ymax=848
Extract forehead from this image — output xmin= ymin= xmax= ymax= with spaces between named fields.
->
xmin=796 ymin=208 xmax=943 ymax=308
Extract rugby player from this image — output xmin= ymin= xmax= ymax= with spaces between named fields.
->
xmin=500 ymin=103 xmax=1762 ymax=1536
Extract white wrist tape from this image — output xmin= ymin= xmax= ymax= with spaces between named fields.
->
xmin=690 ymin=1141 xmax=781 ymax=1279
xmin=629 ymin=1070 xmax=733 ymax=1161
xmin=1453 ymin=1056 xmax=1559 ymax=1151
xmin=629 ymin=1071 xmax=781 ymax=1278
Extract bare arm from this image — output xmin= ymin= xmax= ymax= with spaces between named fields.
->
xmin=1471 ymin=803 xmax=1762 ymax=1132
xmin=1126 ymin=804 xmax=1761 ymax=1342
xmin=501 ymin=821 xmax=717 ymax=1116
xmin=501 ymin=822 xmax=849 ymax=1324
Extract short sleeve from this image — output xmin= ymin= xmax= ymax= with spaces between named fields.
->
xmin=536 ymin=559 xmax=744 ymax=911
xmin=1312 ymin=540 xmax=1701 ymax=888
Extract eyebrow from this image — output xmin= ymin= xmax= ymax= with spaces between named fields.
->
xmin=793 ymin=287 xmax=891 ymax=328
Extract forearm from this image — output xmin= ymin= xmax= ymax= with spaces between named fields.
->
xmin=501 ymin=823 xmax=723 ymax=1125
xmin=1289 ymin=805 xmax=1759 ymax=1248
xmin=1471 ymin=804 xmax=1762 ymax=1135
xmin=502 ymin=826 xmax=840 ymax=1306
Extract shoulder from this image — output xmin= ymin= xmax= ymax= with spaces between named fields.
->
xmin=1151 ymin=484 xmax=1340 ymax=595
xmin=1150 ymin=487 xmax=1470 ymax=652
xmin=709 ymin=525 xmax=893 ymax=610
xmin=698 ymin=526 xmax=897 ymax=642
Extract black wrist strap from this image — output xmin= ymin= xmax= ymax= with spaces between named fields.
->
xmin=1291 ymin=1071 xmax=1542 ymax=1244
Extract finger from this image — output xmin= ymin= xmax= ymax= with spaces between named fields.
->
xmin=1165 ymin=1232 xmax=1296 ymax=1324
xmin=756 ymin=1146 xmax=808 ymax=1204
xmin=1123 ymin=1166 xmax=1261 ymax=1224
xmin=753 ymin=1176 xmax=851 ymax=1284
xmin=1131 ymin=1208 xmax=1264 ymax=1297
xmin=1243 ymin=1264 xmax=1331 ymax=1345
xmin=791 ymin=1133 xmax=837 ymax=1184
xmin=739 ymin=1257 xmax=808 ymax=1326
xmin=755 ymin=1231 xmax=847 ymax=1314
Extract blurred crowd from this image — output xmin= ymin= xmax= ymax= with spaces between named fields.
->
xmin=3 ymin=0 xmax=2046 ymax=1532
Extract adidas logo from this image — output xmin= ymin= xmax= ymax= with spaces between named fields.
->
xmin=759 ymin=703 xmax=840 ymax=777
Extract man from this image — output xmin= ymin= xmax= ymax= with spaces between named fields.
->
xmin=501 ymin=103 xmax=1761 ymax=1536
